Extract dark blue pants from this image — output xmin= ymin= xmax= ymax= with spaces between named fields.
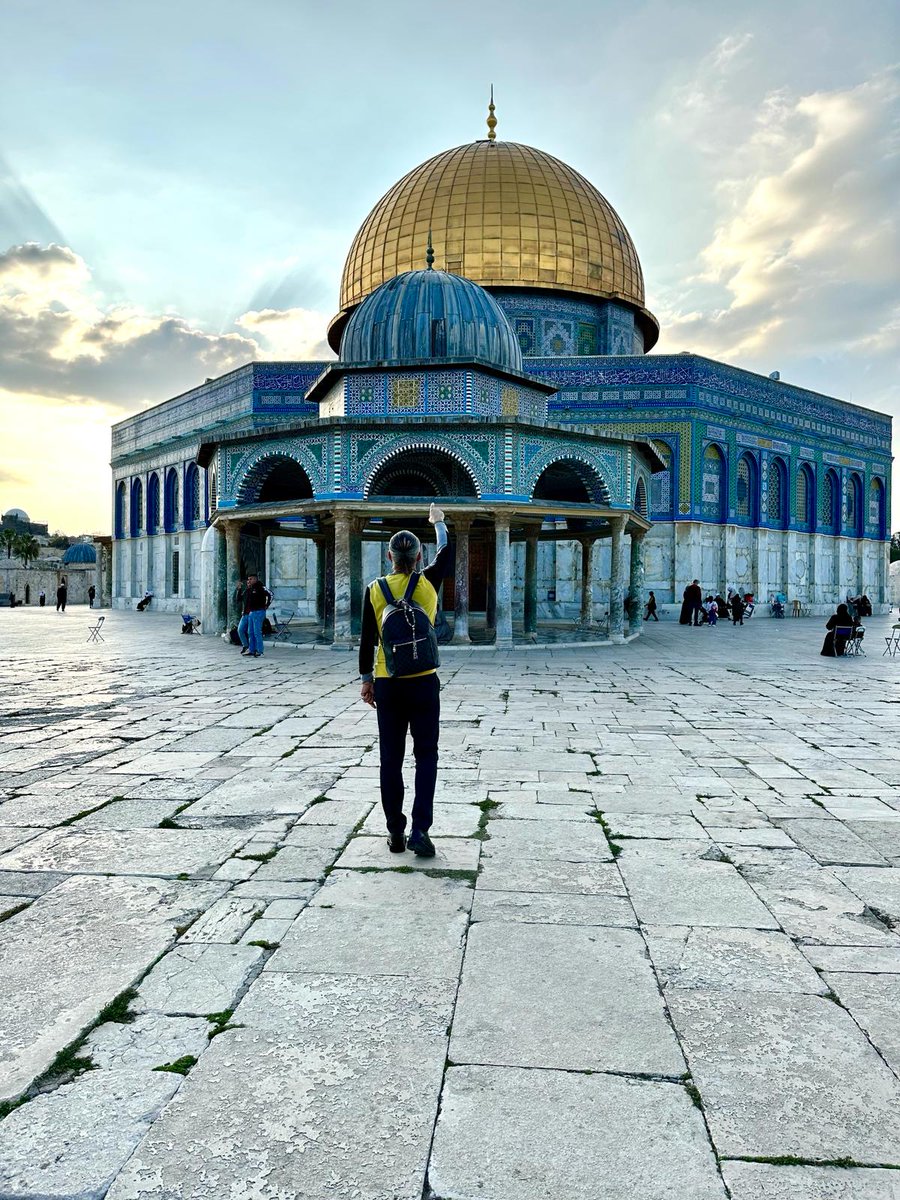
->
xmin=374 ymin=673 xmax=440 ymax=836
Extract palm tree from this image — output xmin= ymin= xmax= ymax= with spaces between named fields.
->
xmin=16 ymin=535 xmax=40 ymax=569
xmin=1 ymin=527 xmax=17 ymax=597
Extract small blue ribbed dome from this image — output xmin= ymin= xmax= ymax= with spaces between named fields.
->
xmin=61 ymin=542 xmax=96 ymax=565
xmin=340 ymin=269 xmax=523 ymax=374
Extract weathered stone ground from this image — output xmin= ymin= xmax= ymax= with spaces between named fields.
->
xmin=1 ymin=606 xmax=900 ymax=1199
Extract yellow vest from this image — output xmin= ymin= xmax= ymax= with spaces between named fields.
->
xmin=369 ymin=572 xmax=438 ymax=680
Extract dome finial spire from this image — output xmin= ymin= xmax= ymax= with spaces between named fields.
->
xmin=426 ymin=228 xmax=435 ymax=269
xmin=486 ymin=85 xmax=497 ymax=141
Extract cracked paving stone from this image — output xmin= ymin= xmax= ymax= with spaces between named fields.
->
xmin=722 ymin=1162 xmax=900 ymax=1199
xmin=668 ymin=990 xmax=900 ymax=1163
xmin=134 ymin=942 xmax=265 ymax=1015
xmin=0 ymin=875 xmax=223 ymax=1101
xmin=644 ymin=926 xmax=829 ymax=994
xmin=450 ymin=922 xmax=685 ymax=1075
xmin=0 ymin=826 xmax=245 ymax=879
xmin=0 ymin=1068 xmax=182 ymax=1200
xmin=428 ymin=1066 xmax=726 ymax=1200
xmin=85 ymin=1012 xmax=212 ymax=1069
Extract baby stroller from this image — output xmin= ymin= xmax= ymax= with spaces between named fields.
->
xmin=181 ymin=613 xmax=201 ymax=634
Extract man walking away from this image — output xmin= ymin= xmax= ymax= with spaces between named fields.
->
xmin=88 ymin=585 xmax=96 ymax=609
xmin=238 ymin=572 xmax=272 ymax=658
xmin=56 ymin=579 xmax=67 ymax=612
xmin=359 ymin=504 xmax=451 ymax=858
xmin=644 ymin=591 xmax=659 ymax=621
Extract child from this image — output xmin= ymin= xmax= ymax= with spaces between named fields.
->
xmin=707 ymin=597 xmax=718 ymax=626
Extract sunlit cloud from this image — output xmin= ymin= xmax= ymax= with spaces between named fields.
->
xmin=236 ymin=307 xmax=333 ymax=361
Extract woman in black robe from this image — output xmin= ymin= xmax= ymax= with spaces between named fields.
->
xmin=821 ymin=603 xmax=855 ymax=657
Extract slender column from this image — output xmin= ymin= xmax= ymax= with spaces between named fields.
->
xmin=524 ymin=526 xmax=540 ymax=636
xmin=224 ymin=521 xmax=242 ymax=627
xmin=629 ymin=529 xmax=646 ymax=636
xmin=452 ymin=518 xmax=472 ymax=643
xmin=578 ymin=536 xmax=595 ymax=627
xmin=323 ymin=528 xmax=335 ymax=639
xmin=333 ymin=510 xmax=353 ymax=644
xmin=494 ymin=514 xmax=513 ymax=648
xmin=315 ymin=538 xmax=326 ymax=625
xmin=349 ymin=517 xmax=364 ymax=637
xmin=608 ymin=515 xmax=627 ymax=642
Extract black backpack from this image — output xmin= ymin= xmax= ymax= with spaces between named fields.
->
xmin=376 ymin=574 xmax=440 ymax=677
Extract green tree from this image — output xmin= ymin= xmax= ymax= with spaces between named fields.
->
xmin=0 ymin=528 xmax=17 ymax=560
xmin=16 ymin=535 xmax=40 ymax=569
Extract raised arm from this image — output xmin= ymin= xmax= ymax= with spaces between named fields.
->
xmin=423 ymin=503 xmax=451 ymax=589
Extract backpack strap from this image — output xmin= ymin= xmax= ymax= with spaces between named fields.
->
xmin=402 ymin=572 xmax=420 ymax=603
xmin=375 ymin=577 xmax=395 ymax=607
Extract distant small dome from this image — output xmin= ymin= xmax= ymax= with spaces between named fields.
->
xmin=61 ymin=542 xmax=97 ymax=565
xmin=340 ymin=268 xmax=523 ymax=374
xmin=3 ymin=507 xmax=29 ymax=522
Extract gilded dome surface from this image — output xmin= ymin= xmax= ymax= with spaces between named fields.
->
xmin=334 ymin=139 xmax=651 ymax=345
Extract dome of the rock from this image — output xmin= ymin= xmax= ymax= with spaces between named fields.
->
xmin=330 ymin=138 xmax=658 ymax=350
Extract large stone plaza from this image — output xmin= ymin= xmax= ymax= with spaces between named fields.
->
xmin=2 ymin=606 xmax=900 ymax=1198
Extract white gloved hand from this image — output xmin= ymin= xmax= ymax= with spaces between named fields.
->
xmin=428 ymin=503 xmax=445 ymax=524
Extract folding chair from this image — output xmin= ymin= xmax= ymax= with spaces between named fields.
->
xmin=87 ymin=615 xmax=105 ymax=643
xmin=272 ymin=611 xmax=295 ymax=642
xmin=844 ymin=628 xmax=868 ymax=657
xmin=883 ymin=625 xmax=900 ymax=656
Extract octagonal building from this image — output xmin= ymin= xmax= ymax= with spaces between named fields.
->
xmin=110 ymin=108 xmax=891 ymax=641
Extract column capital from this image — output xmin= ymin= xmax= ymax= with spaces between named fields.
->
xmin=493 ymin=511 xmax=512 ymax=532
xmin=630 ymin=525 xmax=648 ymax=543
xmin=607 ymin=513 xmax=627 ymax=534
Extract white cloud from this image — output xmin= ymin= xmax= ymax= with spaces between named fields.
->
xmin=654 ymin=68 xmax=900 ymax=380
xmin=0 ymin=242 xmax=261 ymax=405
xmin=236 ymin=307 xmax=333 ymax=361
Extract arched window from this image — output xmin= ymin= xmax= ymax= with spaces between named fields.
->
xmin=130 ymin=479 xmax=143 ymax=537
xmin=650 ymin=443 xmax=673 ymax=519
xmin=847 ymin=473 xmax=863 ymax=537
xmin=147 ymin=474 xmax=160 ymax=535
xmin=115 ymin=481 xmax=126 ymax=539
xmin=184 ymin=463 xmax=202 ymax=530
xmin=766 ymin=458 xmax=788 ymax=529
xmin=796 ymin=464 xmax=815 ymax=529
xmin=736 ymin=452 xmax=759 ymax=524
xmin=869 ymin=478 xmax=886 ymax=539
xmin=164 ymin=468 xmax=179 ymax=533
xmin=634 ymin=477 xmax=648 ymax=518
xmin=820 ymin=469 xmax=840 ymax=534
xmin=701 ymin=444 xmax=726 ymax=521
xmin=208 ymin=466 xmax=217 ymax=515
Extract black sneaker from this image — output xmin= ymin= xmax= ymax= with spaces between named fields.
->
xmin=387 ymin=832 xmax=406 ymax=853
xmin=240 ymin=648 xmax=249 ymax=655
xmin=407 ymin=830 xmax=436 ymax=858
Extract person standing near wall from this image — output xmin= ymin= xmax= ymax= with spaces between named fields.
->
xmin=39 ymin=589 xmax=46 ymax=607
xmin=56 ymin=579 xmax=67 ymax=613
xmin=359 ymin=504 xmax=451 ymax=858
xmin=88 ymin=585 xmax=96 ymax=609
xmin=238 ymin=572 xmax=272 ymax=658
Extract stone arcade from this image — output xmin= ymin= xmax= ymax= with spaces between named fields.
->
xmin=111 ymin=109 xmax=891 ymax=633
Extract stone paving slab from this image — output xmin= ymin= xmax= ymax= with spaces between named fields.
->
xmin=722 ymin=1163 xmax=900 ymax=1198
xmin=269 ymin=869 xmax=472 ymax=978
xmin=825 ymin=972 xmax=900 ymax=1074
xmin=85 ymin=1013 xmax=212 ymax=1070
xmin=107 ymin=977 xmax=450 ymax=1200
xmin=645 ymin=925 xmax=829 ymax=993
xmin=470 ymin=888 xmax=637 ymax=926
xmin=744 ymin=867 xmax=900 ymax=945
xmin=429 ymin=1066 xmax=726 ymax=1200
xmin=134 ymin=942 xmax=265 ymax=1015
xmin=476 ymin=856 xmax=626 ymax=894
xmin=450 ymin=922 xmax=685 ymax=1075
xmin=0 ymin=874 xmax=223 ymax=1101
xmin=0 ymin=826 xmax=244 ymax=879
xmin=668 ymin=991 xmax=900 ymax=1162
xmin=333 ymin=834 xmax=481 ymax=871
xmin=0 ymin=1068 xmax=182 ymax=1200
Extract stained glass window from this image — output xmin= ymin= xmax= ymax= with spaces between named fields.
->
xmin=766 ymin=460 xmax=786 ymax=527
xmin=736 ymin=456 xmax=751 ymax=519
xmin=701 ymin=444 xmax=725 ymax=521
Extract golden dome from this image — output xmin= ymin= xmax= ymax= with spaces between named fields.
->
xmin=332 ymin=138 xmax=657 ymax=350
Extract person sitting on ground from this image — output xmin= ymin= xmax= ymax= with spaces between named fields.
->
xmin=715 ymin=593 xmax=730 ymax=620
xmin=136 ymin=590 xmax=152 ymax=612
xmin=359 ymin=504 xmax=451 ymax=859
xmin=859 ymin=594 xmax=873 ymax=618
xmin=821 ymin=603 xmax=857 ymax=657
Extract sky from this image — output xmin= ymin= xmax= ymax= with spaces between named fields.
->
xmin=1 ymin=0 xmax=897 ymax=533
